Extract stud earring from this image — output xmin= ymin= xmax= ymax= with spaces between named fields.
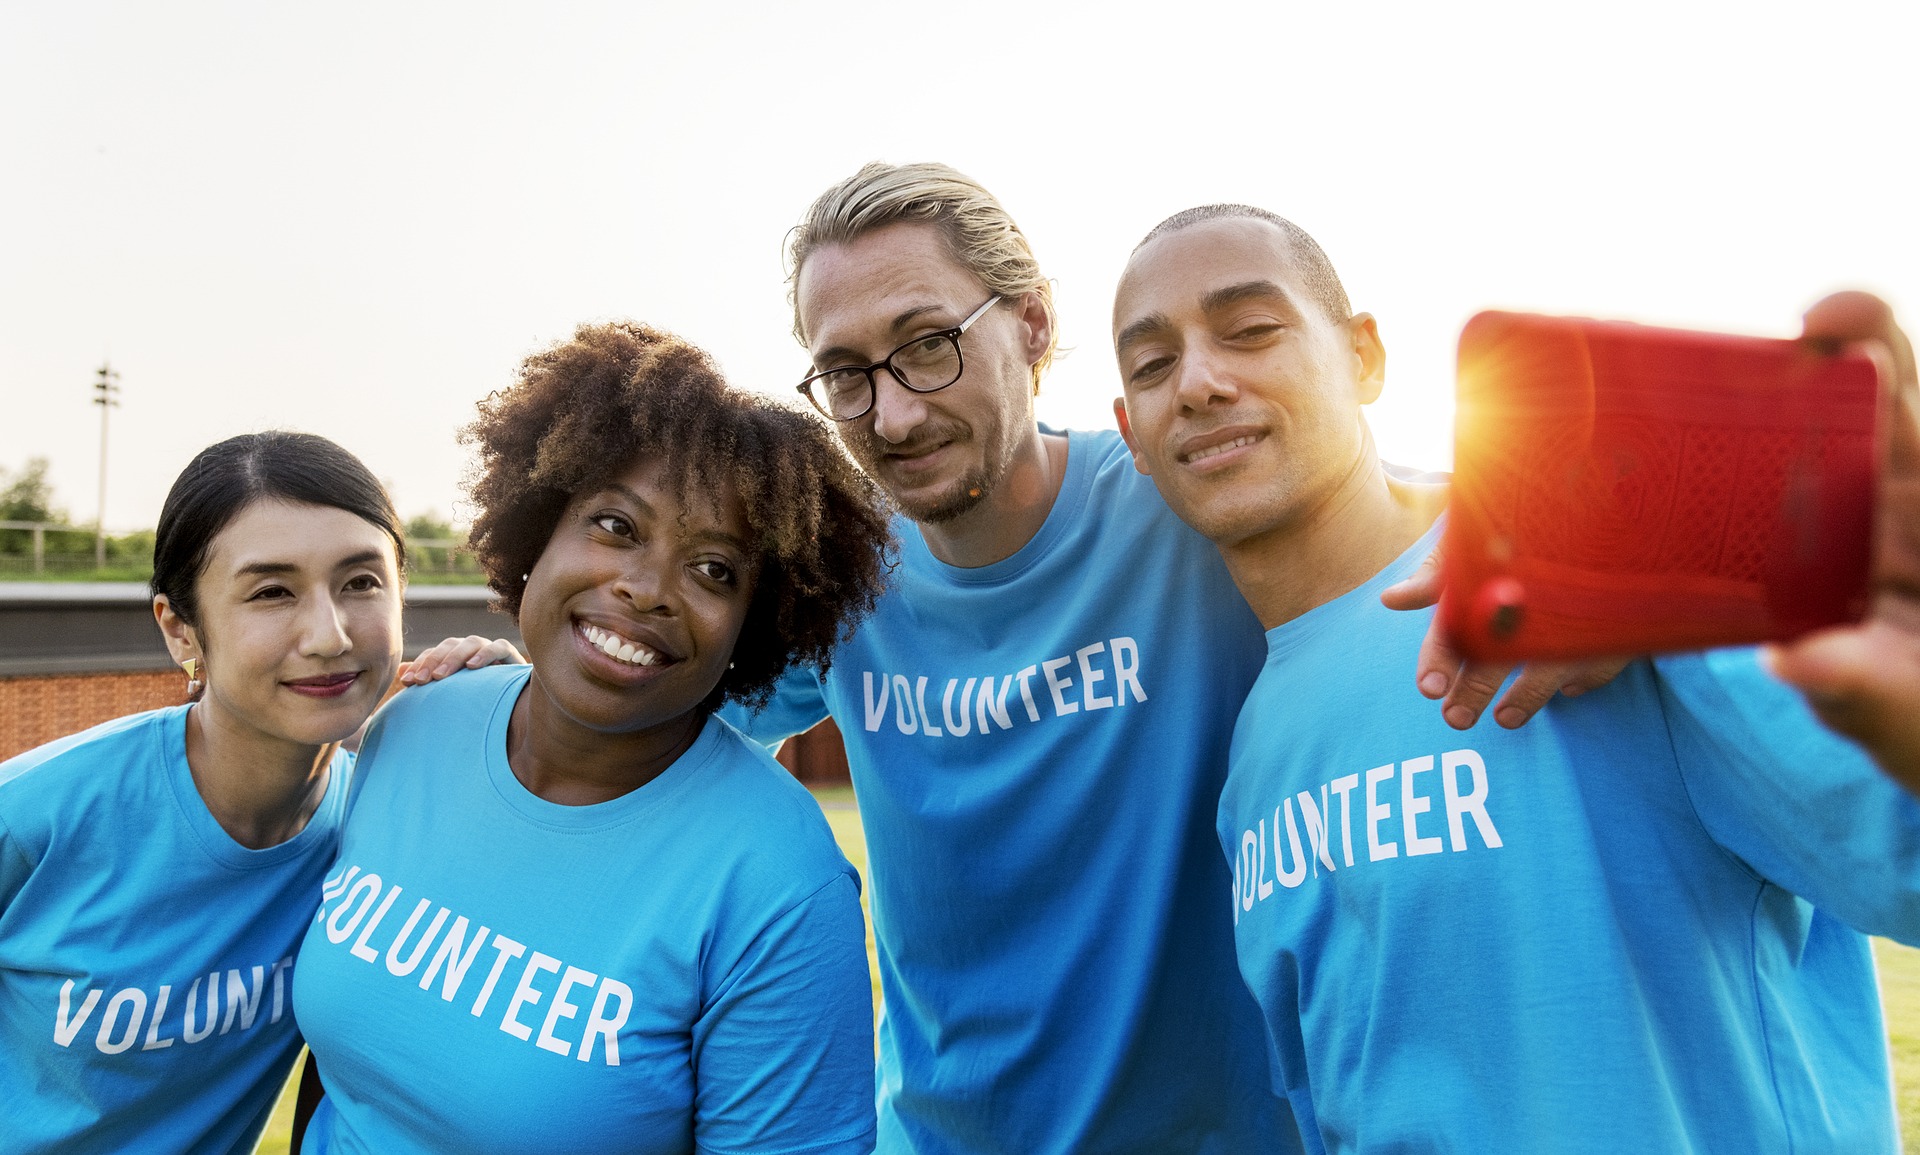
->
xmin=181 ymin=658 xmax=198 ymax=680
xmin=728 ymin=662 xmax=735 ymax=670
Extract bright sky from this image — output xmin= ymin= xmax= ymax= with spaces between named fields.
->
xmin=4 ymin=2 xmax=1916 ymax=532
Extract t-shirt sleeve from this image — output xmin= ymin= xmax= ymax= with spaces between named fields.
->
xmin=1655 ymin=646 xmax=1920 ymax=942
xmin=0 ymin=809 xmax=31 ymax=919
xmin=690 ymin=870 xmax=876 ymax=1155
xmin=718 ymin=663 xmax=831 ymax=749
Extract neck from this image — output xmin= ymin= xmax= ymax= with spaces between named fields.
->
xmin=184 ymin=701 xmax=335 ymax=851
xmin=918 ymin=425 xmax=1069 ymax=568
xmin=505 ymin=675 xmax=704 ymax=806
xmin=1219 ymin=434 xmax=1448 ymax=631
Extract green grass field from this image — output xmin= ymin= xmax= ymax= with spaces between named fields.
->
xmin=254 ymin=791 xmax=1920 ymax=1152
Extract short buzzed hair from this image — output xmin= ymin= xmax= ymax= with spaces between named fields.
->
xmin=1135 ymin=205 xmax=1353 ymax=324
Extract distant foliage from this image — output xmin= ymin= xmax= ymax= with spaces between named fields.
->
xmin=0 ymin=458 xmax=152 ymax=578
xmin=403 ymin=511 xmax=484 ymax=579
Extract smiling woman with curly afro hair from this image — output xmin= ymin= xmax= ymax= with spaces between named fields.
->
xmin=288 ymin=322 xmax=896 ymax=1153
xmin=463 ymin=319 xmax=893 ymax=712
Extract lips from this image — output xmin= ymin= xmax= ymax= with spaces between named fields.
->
xmin=284 ymin=672 xmax=361 ymax=698
xmin=883 ymin=440 xmax=953 ymax=474
xmin=1178 ymin=427 xmax=1266 ymax=467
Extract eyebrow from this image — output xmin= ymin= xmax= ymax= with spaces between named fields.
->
xmin=812 ymin=303 xmax=955 ymax=368
xmin=232 ymin=549 xmax=387 ymax=579
xmin=1114 ymin=311 xmax=1173 ymax=357
xmin=1115 ymin=280 xmax=1294 ymax=357
xmin=1200 ymin=279 xmax=1292 ymax=315
xmin=599 ymin=483 xmax=752 ymax=555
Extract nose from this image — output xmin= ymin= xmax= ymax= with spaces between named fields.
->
xmin=867 ymin=367 xmax=931 ymax=446
xmin=611 ymin=555 xmax=675 ymax=617
xmin=300 ymin=593 xmax=354 ymax=659
xmin=1173 ymin=344 xmax=1240 ymax=412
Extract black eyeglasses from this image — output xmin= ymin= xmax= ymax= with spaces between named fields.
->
xmin=796 ymin=295 xmax=1002 ymax=421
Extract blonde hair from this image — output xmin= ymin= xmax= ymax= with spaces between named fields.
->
xmin=788 ymin=161 xmax=1058 ymax=391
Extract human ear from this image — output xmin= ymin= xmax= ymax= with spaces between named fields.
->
xmin=1113 ymin=398 xmax=1153 ymax=476
xmin=1015 ymin=291 xmax=1054 ymax=376
xmin=1349 ymin=312 xmax=1386 ymax=405
xmin=153 ymin=596 xmax=203 ymax=666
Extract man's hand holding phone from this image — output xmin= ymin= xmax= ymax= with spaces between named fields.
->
xmin=1766 ymin=292 xmax=1920 ymax=793
xmin=1382 ymin=551 xmax=1628 ymax=730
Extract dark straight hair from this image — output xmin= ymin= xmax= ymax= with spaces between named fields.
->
xmin=151 ymin=431 xmax=408 ymax=628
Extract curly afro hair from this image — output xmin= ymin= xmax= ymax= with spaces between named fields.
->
xmin=463 ymin=320 xmax=894 ymax=712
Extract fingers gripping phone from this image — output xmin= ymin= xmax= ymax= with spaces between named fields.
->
xmin=1440 ymin=311 xmax=1883 ymax=662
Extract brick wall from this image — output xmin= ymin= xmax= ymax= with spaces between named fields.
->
xmin=1 ymin=670 xmax=854 ymax=787
xmin=0 ymin=670 xmax=188 ymax=761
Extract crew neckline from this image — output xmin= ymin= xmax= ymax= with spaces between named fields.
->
xmin=906 ymin=425 xmax=1096 ymax=587
xmin=1263 ymin=515 xmax=1447 ymax=662
xmin=163 ymin=705 xmax=345 ymax=870
xmin=481 ymin=666 xmax=716 ymax=831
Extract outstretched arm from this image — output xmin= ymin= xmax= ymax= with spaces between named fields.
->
xmin=1765 ymin=292 xmax=1920 ymax=793
xmin=1381 ymin=550 xmax=1627 ymax=730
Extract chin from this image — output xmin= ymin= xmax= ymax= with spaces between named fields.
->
xmin=893 ymin=469 xmax=994 ymax=526
xmin=1161 ymin=491 xmax=1258 ymax=548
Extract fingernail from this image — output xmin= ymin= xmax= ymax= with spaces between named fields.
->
xmin=1495 ymin=706 xmax=1526 ymax=729
xmin=1445 ymin=705 xmax=1477 ymax=729
xmin=1559 ymin=683 xmax=1586 ymax=698
xmin=1420 ymin=672 xmax=1449 ymax=697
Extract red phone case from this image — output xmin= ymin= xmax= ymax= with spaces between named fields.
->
xmin=1440 ymin=310 xmax=1882 ymax=662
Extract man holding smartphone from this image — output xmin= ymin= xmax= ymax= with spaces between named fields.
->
xmin=1110 ymin=203 xmax=1920 ymax=1152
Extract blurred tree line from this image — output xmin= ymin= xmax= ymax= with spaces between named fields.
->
xmin=0 ymin=458 xmax=152 ymax=577
xmin=0 ymin=460 xmax=482 ymax=582
xmin=403 ymin=513 xmax=484 ymax=580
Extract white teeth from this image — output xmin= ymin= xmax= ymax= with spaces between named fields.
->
xmin=1187 ymin=435 xmax=1257 ymax=463
xmin=580 ymin=623 xmax=663 ymax=668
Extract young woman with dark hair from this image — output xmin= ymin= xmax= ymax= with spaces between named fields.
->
xmin=292 ymin=321 xmax=894 ymax=1154
xmin=0 ymin=432 xmax=514 ymax=1154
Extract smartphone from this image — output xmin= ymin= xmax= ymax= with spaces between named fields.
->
xmin=1439 ymin=310 xmax=1882 ymax=662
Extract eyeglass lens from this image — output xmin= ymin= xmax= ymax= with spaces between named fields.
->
xmin=816 ymin=334 xmax=963 ymax=420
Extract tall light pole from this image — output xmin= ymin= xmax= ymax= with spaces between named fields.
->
xmin=92 ymin=362 xmax=120 ymax=569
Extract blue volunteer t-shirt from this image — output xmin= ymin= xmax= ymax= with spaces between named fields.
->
xmin=1223 ymin=519 xmax=1917 ymax=1154
xmin=731 ymin=429 xmax=1299 ymax=1154
xmin=0 ymin=706 xmax=350 ymax=1155
xmin=294 ymin=664 xmax=876 ymax=1155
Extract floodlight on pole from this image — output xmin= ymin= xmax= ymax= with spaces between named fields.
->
xmin=93 ymin=362 xmax=120 ymax=569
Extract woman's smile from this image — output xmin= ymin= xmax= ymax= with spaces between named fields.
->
xmin=574 ymin=618 xmax=676 ymax=672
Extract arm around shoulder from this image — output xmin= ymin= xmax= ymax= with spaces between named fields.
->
xmin=717 ymin=662 xmax=832 ymax=750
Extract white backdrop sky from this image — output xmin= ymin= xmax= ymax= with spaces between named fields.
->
xmin=4 ymin=1 xmax=1916 ymax=531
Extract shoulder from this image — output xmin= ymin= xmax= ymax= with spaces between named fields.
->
xmin=1066 ymin=427 xmax=1212 ymax=540
xmin=689 ymin=716 xmax=854 ymax=889
xmin=1072 ymin=428 xmax=1151 ymax=494
xmin=370 ymin=663 xmax=527 ymax=734
xmin=0 ymin=706 xmax=180 ymax=798
xmin=0 ymin=707 xmax=182 ymax=856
